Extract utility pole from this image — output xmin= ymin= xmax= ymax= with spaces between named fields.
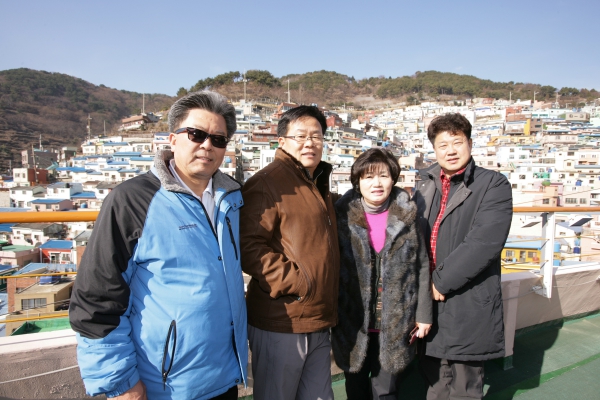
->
xmin=287 ymin=80 xmax=291 ymax=103
xmin=31 ymin=144 xmax=38 ymax=184
xmin=534 ymin=91 xmax=539 ymax=104
xmin=87 ymin=114 xmax=92 ymax=141
xmin=142 ymin=93 xmax=145 ymax=114
xmin=509 ymin=91 xmax=512 ymax=102
xmin=243 ymin=71 xmax=248 ymax=102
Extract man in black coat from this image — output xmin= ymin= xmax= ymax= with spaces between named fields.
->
xmin=414 ymin=113 xmax=513 ymax=399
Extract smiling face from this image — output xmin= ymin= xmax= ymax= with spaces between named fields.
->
xmin=277 ymin=116 xmax=323 ymax=175
xmin=359 ymin=163 xmax=394 ymax=208
xmin=433 ymin=130 xmax=473 ymax=177
xmin=168 ymin=108 xmax=227 ymax=193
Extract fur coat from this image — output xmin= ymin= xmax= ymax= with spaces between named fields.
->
xmin=331 ymin=187 xmax=432 ymax=374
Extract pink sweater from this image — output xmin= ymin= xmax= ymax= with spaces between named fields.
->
xmin=365 ymin=211 xmax=388 ymax=253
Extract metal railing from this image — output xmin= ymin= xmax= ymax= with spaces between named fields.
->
xmin=0 ymin=207 xmax=599 ymax=328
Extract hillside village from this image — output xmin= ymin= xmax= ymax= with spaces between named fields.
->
xmin=1 ymin=96 xmax=600 ymax=336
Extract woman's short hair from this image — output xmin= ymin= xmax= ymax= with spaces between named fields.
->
xmin=168 ymin=90 xmax=237 ymax=138
xmin=350 ymin=148 xmax=401 ymax=190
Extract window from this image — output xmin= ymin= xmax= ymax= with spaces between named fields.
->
xmin=21 ymin=298 xmax=46 ymax=310
xmin=542 ymin=199 xmax=550 ymax=204
xmin=506 ymin=250 xmax=514 ymax=257
xmin=528 ymin=252 xmax=536 ymax=259
xmin=512 ymin=184 xmax=518 ymax=188
xmin=568 ymin=152 xmax=575 ymax=156
xmin=61 ymin=253 xmax=71 ymax=262
xmin=580 ymin=198 xmax=587 ymax=204
xmin=567 ymin=162 xmax=572 ymax=166
xmin=488 ymin=161 xmax=494 ymax=166
xmin=519 ymin=175 xmax=526 ymax=179
xmin=565 ymin=198 xmax=577 ymax=204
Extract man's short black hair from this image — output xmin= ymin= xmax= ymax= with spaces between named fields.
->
xmin=277 ymin=106 xmax=327 ymax=137
xmin=427 ymin=113 xmax=472 ymax=144
xmin=350 ymin=148 xmax=401 ymax=191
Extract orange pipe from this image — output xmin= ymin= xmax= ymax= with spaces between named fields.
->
xmin=0 ymin=211 xmax=99 ymax=223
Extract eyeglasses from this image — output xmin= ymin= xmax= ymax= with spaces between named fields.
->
xmin=174 ymin=127 xmax=230 ymax=148
xmin=282 ymin=135 xmax=324 ymax=143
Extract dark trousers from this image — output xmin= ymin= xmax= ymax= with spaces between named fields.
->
xmin=344 ymin=332 xmax=399 ymax=400
xmin=210 ymin=385 xmax=237 ymax=400
xmin=419 ymin=356 xmax=484 ymax=400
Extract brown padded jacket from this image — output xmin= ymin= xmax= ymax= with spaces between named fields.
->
xmin=240 ymin=148 xmax=340 ymax=333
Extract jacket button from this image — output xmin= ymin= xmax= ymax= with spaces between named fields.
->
xmin=235 ymin=379 xmax=239 ymax=383
xmin=218 ymin=256 xmax=222 ymax=261
xmin=231 ymin=321 xmax=234 ymax=325
xmin=438 ymin=264 xmax=443 ymax=270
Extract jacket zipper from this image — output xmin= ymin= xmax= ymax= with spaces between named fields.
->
xmin=225 ymin=216 xmax=238 ymax=260
xmin=161 ymin=320 xmax=177 ymax=390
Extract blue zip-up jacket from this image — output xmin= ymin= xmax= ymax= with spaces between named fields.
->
xmin=69 ymin=150 xmax=248 ymax=399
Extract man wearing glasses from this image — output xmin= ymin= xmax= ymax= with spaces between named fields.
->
xmin=240 ymin=106 xmax=340 ymax=400
xmin=70 ymin=91 xmax=247 ymax=399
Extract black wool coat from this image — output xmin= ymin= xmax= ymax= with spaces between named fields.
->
xmin=331 ymin=187 xmax=432 ymax=374
xmin=413 ymin=159 xmax=513 ymax=361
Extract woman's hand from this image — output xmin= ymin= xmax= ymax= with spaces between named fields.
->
xmin=416 ymin=322 xmax=432 ymax=338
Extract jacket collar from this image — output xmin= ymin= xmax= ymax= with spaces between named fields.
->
xmin=151 ymin=149 xmax=241 ymax=197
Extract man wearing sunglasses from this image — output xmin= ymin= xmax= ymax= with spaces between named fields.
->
xmin=70 ymin=91 xmax=247 ymax=400
xmin=240 ymin=106 xmax=340 ymax=400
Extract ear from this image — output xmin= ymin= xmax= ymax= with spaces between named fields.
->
xmin=168 ymin=132 xmax=178 ymax=150
xmin=278 ymin=136 xmax=286 ymax=149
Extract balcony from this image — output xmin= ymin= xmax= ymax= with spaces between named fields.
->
xmin=0 ymin=208 xmax=599 ymax=399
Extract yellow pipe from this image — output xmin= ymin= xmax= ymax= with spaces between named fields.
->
xmin=3 ymin=313 xmax=69 ymax=324
xmin=0 ymin=211 xmax=98 ymax=223
xmin=0 ymin=272 xmax=77 ymax=279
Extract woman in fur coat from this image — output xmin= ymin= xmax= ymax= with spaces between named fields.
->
xmin=332 ymin=148 xmax=432 ymax=400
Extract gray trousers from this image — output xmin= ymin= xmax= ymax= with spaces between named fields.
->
xmin=419 ymin=356 xmax=484 ymax=400
xmin=248 ymin=324 xmax=334 ymax=400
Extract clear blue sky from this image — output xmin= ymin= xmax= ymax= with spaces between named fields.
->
xmin=1 ymin=0 xmax=598 ymax=96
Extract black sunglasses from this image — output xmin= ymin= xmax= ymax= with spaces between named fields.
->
xmin=174 ymin=127 xmax=229 ymax=148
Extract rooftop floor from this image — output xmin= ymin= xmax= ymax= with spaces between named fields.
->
xmin=331 ymin=312 xmax=600 ymax=399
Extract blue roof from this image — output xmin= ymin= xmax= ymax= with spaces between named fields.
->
xmin=0 ymin=223 xmax=15 ymax=232
xmin=71 ymin=191 xmax=96 ymax=199
xmin=103 ymin=142 xmax=129 ymax=146
xmin=17 ymin=262 xmax=77 ymax=274
xmin=505 ymin=238 xmax=544 ymax=249
xmin=38 ymin=240 xmax=73 ymax=250
xmin=31 ymin=199 xmax=69 ymax=204
xmin=56 ymin=167 xmax=87 ymax=172
xmin=130 ymin=157 xmax=154 ymax=161
xmin=113 ymin=152 xmax=141 ymax=156
xmin=87 ymin=171 xmax=102 ymax=175
xmin=155 ymin=132 xmax=169 ymax=136
xmin=119 ymin=169 xmax=140 ymax=173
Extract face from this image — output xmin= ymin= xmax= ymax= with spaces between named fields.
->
xmin=433 ymin=130 xmax=473 ymax=177
xmin=168 ymin=108 xmax=227 ymax=184
xmin=278 ymin=116 xmax=323 ymax=174
xmin=359 ymin=163 xmax=394 ymax=208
